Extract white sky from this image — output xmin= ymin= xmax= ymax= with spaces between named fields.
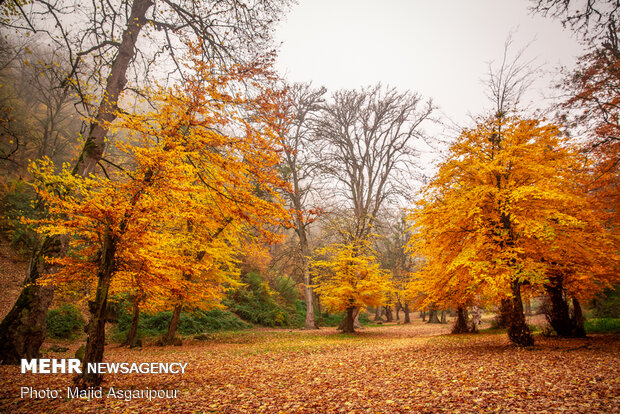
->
xmin=274 ymin=0 xmax=585 ymax=128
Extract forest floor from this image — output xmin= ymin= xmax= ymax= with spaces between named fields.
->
xmin=1 ymin=323 xmax=618 ymax=413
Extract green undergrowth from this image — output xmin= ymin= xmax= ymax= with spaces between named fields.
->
xmin=585 ymin=318 xmax=620 ymax=333
xmin=111 ymin=307 xmax=251 ymax=342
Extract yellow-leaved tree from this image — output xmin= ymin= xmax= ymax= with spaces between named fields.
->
xmin=29 ymin=46 xmax=289 ymax=386
xmin=408 ymin=115 xmax=619 ymax=346
xmin=312 ymin=240 xmax=391 ymax=333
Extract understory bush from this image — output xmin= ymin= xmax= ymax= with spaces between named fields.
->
xmin=585 ymin=318 xmax=620 ymax=334
xmin=224 ymin=272 xmax=304 ymax=327
xmin=112 ymin=307 xmax=251 ymax=342
xmin=46 ymin=304 xmax=86 ymax=339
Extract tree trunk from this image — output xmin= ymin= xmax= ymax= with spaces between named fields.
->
xmin=403 ymin=303 xmax=411 ymax=324
xmin=73 ymin=0 xmax=154 ymax=177
xmin=452 ymin=306 xmax=469 ymax=334
xmin=122 ymin=296 xmax=140 ymax=348
xmin=440 ymin=310 xmax=447 ymax=324
xmin=571 ymin=297 xmax=586 ymax=338
xmin=0 ymin=0 xmax=153 ymax=366
xmin=385 ymin=305 xmax=393 ymax=322
xmin=421 ymin=310 xmax=426 ymax=322
xmin=340 ymin=307 xmax=356 ymax=333
xmin=75 ymin=229 xmax=117 ymax=387
xmin=301 ymin=241 xmax=317 ymax=329
xmin=427 ymin=308 xmax=440 ymax=324
xmin=0 ymin=236 xmax=61 ymax=364
xmin=504 ymin=281 xmax=534 ymax=346
xmin=544 ymin=272 xmax=574 ymax=337
xmin=353 ymin=309 xmax=361 ymax=329
xmin=374 ymin=306 xmax=383 ymax=321
xmin=161 ymin=305 xmax=182 ymax=345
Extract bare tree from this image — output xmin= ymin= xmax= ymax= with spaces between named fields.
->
xmin=485 ymin=34 xmax=538 ymax=119
xmin=280 ymin=83 xmax=326 ymax=329
xmin=316 ymin=84 xmax=434 ymax=331
xmin=0 ymin=0 xmax=290 ymax=366
xmin=318 ymin=84 xmax=434 ymax=242
xmin=530 ymin=0 xmax=619 ymax=44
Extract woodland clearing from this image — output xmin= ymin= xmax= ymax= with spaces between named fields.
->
xmin=0 ymin=322 xmax=618 ymax=413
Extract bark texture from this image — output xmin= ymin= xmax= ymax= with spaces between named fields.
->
xmin=122 ymin=296 xmax=141 ymax=348
xmin=161 ymin=305 xmax=183 ymax=345
xmin=403 ymin=303 xmax=411 ymax=324
xmin=452 ymin=306 xmax=469 ymax=334
xmin=0 ymin=236 xmax=62 ymax=364
xmin=75 ymin=230 xmax=117 ymax=387
xmin=0 ymin=0 xmax=153 ymax=367
xmin=503 ymin=281 xmax=534 ymax=347
xmin=339 ymin=307 xmax=357 ymax=333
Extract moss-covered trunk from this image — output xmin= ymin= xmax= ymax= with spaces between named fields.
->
xmin=0 ymin=236 xmax=63 ymax=364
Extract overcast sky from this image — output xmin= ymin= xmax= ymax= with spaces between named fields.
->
xmin=274 ymin=0 xmax=585 ymax=129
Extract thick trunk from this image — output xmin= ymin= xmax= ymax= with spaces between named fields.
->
xmin=505 ymin=281 xmax=534 ymax=346
xmin=0 ymin=236 xmax=62 ymax=364
xmin=353 ymin=308 xmax=361 ymax=329
xmin=421 ymin=310 xmax=426 ymax=322
xmin=340 ymin=307 xmax=356 ymax=333
xmin=403 ymin=303 xmax=411 ymax=324
xmin=122 ymin=296 xmax=140 ymax=348
xmin=75 ymin=230 xmax=117 ymax=387
xmin=385 ymin=305 xmax=393 ymax=322
xmin=1 ymin=0 xmax=153 ymax=366
xmin=162 ymin=305 xmax=182 ymax=345
xmin=440 ymin=310 xmax=447 ymax=324
xmin=544 ymin=273 xmax=573 ymax=337
xmin=395 ymin=302 xmax=401 ymax=321
xmin=427 ymin=308 xmax=440 ymax=324
xmin=571 ymin=297 xmax=586 ymax=338
xmin=452 ymin=306 xmax=469 ymax=334
xmin=73 ymin=0 xmax=153 ymax=176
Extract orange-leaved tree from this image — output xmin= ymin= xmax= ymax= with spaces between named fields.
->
xmin=29 ymin=47 xmax=289 ymax=386
xmin=312 ymin=239 xmax=391 ymax=333
xmin=407 ymin=115 xmax=619 ymax=345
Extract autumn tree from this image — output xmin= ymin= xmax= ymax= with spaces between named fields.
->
xmin=314 ymin=84 xmax=433 ymax=330
xmin=376 ymin=212 xmax=414 ymax=323
xmin=0 ymin=0 xmax=290 ymax=364
xmin=532 ymin=0 xmax=619 ymax=333
xmin=27 ymin=48 xmax=289 ymax=386
xmin=408 ymin=115 xmax=619 ymax=346
xmin=312 ymin=240 xmax=391 ymax=333
xmin=279 ymin=82 xmax=326 ymax=329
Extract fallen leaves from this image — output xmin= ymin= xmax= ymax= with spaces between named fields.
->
xmin=1 ymin=323 xmax=618 ymax=413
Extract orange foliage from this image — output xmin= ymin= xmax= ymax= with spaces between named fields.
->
xmin=408 ymin=116 xmax=619 ymax=308
xmin=28 ymin=47 xmax=290 ymax=312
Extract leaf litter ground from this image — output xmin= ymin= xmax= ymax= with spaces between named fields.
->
xmin=1 ymin=322 xmax=618 ymax=413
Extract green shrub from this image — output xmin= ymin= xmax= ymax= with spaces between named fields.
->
xmin=224 ymin=272 xmax=303 ymax=328
xmin=591 ymin=285 xmax=620 ymax=318
xmin=112 ymin=306 xmax=250 ymax=341
xmin=46 ymin=304 xmax=85 ymax=339
xmin=585 ymin=318 xmax=620 ymax=334
xmin=0 ymin=180 xmax=39 ymax=251
xmin=317 ymin=311 xmax=371 ymax=327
